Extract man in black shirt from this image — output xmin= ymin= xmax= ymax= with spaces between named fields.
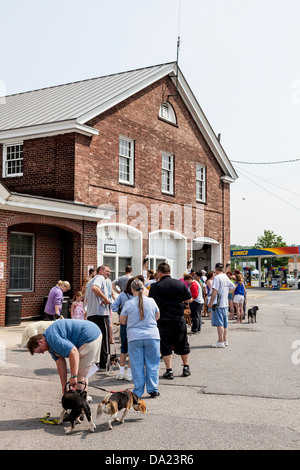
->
xmin=149 ymin=263 xmax=192 ymax=379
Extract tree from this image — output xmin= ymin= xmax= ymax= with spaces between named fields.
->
xmin=254 ymin=230 xmax=286 ymax=249
xmin=254 ymin=230 xmax=287 ymax=269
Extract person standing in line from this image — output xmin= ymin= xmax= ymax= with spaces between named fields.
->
xmin=111 ymin=278 xmax=135 ymax=381
xmin=233 ymin=273 xmax=246 ymax=323
xmin=226 ymin=272 xmax=236 ymax=320
xmin=184 ymin=274 xmax=203 ymax=334
xmin=112 ymin=265 xmax=133 ymax=294
xmin=44 ymin=280 xmax=71 ymax=321
xmin=205 ymin=271 xmax=215 ymax=319
xmin=106 ymin=273 xmax=116 ymax=345
xmin=86 ymin=265 xmax=111 ymax=369
xmin=149 ymin=263 xmax=192 ymax=379
xmin=208 ymin=263 xmax=235 ymax=348
xmin=70 ymin=291 xmax=85 ymax=320
xmin=120 ymin=279 xmax=160 ymax=398
xmin=81 ymin=268 xmax=95 ymax=296
xmin=200 ymin=270 xmax=207 ymax=283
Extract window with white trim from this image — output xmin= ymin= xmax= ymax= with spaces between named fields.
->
xmin=3 ymin=143 xmax=23 ymax=177
xmin=162 ymin=152 xmax=174 ymax=194
xmin=9 ymin=232 xmax=34 ymax=291
xmin=159 ymin=102 xmax=177 ymax=125
xmin=196 ymin=164 xmax=206 ymax=202
xmin=119 ymin=137 xmax=134 ymax=185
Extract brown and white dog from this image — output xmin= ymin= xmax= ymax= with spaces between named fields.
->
xmin=95 ymin=390 xmax=147 ymax=430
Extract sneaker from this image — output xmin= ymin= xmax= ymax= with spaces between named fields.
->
xmin=224 ymin=341 xmax=229 ymax=346
xmin=182 ymin=366 xmax=191 ymax=377
xmin=149 ymin=391 xmax=160 ymax=398
xmin=125 ymin=370 xmax=132 ymax=381
xmin=211 ymin=341 xmax=225 ymax=348
xmin=116 ymin=370 xmax=125 ymax=380
xmin=163 ymin=370 xmax=174 ymax=380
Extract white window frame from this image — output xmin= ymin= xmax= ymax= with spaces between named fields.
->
xmin=3 ymin=142 xmax=24 ymax=177
xmin=161 ymin=152 xmax=174 ymax=195
xmin=196 ymin=164 xmax=206 ymax=203
xmin=9 ymin=231 xmax=35 ymax=292
xmin=102 ymin=254 xmax=132 ymax=280
xmin=159 ymin=102 xmax=177 ymax=125
xmin=119 ymin=136 xmax=134 ymax=185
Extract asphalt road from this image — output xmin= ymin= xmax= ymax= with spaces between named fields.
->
xmin=0 ymin=288 xmax=299 ymax=451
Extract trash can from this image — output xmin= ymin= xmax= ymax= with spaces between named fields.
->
xmin=43 ymin=296 xmax=70 ymax=318
xmin=61 ymin=296 xmax=70 ymax=318
xmin=5 ymin=295 xmax=22 ymax=326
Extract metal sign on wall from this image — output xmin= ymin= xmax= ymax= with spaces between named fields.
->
xmin=104 ymin=244 xmax=117 ymax=254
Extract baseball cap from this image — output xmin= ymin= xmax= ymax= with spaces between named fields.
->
xmin=215 ymin=262 xmax=224 ymax=269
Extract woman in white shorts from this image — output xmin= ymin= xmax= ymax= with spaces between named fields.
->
xmin=233 ymin=274 xmax=246 ymax=323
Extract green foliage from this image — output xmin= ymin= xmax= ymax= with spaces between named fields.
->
xmin=253 ymin=230 xmax=287 ymax=249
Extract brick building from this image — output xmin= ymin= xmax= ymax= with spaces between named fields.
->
xmin=0 ymin=62 xmax=237 ymax=326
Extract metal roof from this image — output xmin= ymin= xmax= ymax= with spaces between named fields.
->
xmin=0 ymin=63 xmax=175 ymax=131
xmin=0 ymin=62 xmax=238 ymax=180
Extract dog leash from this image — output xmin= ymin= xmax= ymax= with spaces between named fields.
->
xmin=39 ymin=412 xmax=60 ymax=425
xmin=88 ymin=384 xmax=134 ymax=394
xmin=64 ymin=380 xmax=87 ymax=394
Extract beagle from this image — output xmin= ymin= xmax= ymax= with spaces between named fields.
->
xmin=95 ymin=389 xmax=147 ymax=430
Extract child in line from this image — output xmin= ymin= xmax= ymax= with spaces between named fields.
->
xmin=70 ymin=291 xmax=86 ymax=320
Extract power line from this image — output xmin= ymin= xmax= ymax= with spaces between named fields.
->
xmin=235 ymin=165 xmax=300 ymax=198
xmin=236 ymin=168 xmax=300 ymax=212
xmin=231 ymin=158 xmax=300 ymax=165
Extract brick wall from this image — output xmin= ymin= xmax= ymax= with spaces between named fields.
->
xmin=75 ymin=76 xmax=231 ymax=263
xmin=0 ymin=210 xmax=97 ymax=326
xmin=0 ymin=133 xmax=76 ymax=200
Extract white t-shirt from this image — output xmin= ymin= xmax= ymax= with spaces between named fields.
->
xmin=211 ymin=273 xmax=235 ymax=308
xmin=86 ymin=274 xmax=110 ymax=316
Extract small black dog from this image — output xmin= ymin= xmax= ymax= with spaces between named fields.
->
xmin=248 ymin=306 xmax=259 ymax=323
xmin=58 ymin=385 xmax=96 ymax=434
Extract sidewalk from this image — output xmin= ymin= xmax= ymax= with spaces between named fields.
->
xmin=0 ymin=290 xmax=299 ymax=450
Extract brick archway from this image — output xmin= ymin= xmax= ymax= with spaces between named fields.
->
xmin=6 ymin=214 xmax=83 ymax=234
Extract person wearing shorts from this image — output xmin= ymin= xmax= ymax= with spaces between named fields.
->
xmin=149 ymin=263 xmax=192 ymax=379
xmin=27 ymin=319 xmax=102 ymax=394
xmin=233 ymin=273 xmax=246 ymax=323
xmin=208 ymin=263 xmax=235 ymax=348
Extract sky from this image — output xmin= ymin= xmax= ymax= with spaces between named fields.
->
xmin=1 ymin=0 xmax=300 ymax=247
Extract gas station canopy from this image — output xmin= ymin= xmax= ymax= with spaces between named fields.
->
xmin=230 ymin=246 xmax=299 ymax=288
xmin=231 ymin=246 xmax=300 ymax=258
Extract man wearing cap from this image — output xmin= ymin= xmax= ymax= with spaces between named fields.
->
xmin=208 ymin=263 xmax=235 ymax=348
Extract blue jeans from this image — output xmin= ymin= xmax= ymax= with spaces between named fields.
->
xmin=128 ymin=338 xmax=160 ymax=397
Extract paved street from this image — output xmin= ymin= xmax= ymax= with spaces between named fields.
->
xmin=0 ymin=288 xmax=299 ymax=451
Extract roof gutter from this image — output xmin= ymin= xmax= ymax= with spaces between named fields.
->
xmin=0 ymin=184 xmax=113 ymax=222
xmin=0 ymin=120 xmax=99 ymax=143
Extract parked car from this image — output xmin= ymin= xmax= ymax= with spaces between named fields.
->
xmin=287 ymin=274 xmax=295 ymax=287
